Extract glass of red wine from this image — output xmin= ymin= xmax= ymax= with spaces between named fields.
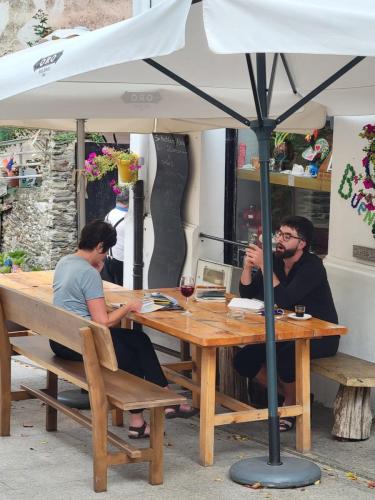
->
xmin=180 ymin=276 xmax=195 ymax=315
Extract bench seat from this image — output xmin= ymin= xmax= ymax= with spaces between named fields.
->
xmin=0 ymin=285 xmax=186 ymax=492
xmin=311 ymin=353 xmax=375 ymax=440
xmin=11 ymin=336 xmax=184 ymax=411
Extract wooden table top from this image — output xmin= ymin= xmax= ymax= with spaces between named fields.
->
xmin=0 ymin=275 xmax=347 ymax=348
xmin=0 ymin=271 xmax=124 ymax=292
xmin=105 ymin=288 xmax=347 ymax=348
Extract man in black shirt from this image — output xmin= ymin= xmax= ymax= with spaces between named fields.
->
xmin=234 ymin=216 xmax=339 ymax=431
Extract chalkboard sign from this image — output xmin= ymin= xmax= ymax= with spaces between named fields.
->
xmin=79 ymin=142 xmax=129 ymax=223
xmin=148 ymin=133 xmax=189 ymax=288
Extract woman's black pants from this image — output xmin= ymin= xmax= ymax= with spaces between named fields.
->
xmin=50 ymin=328 xmax=168 ymax=413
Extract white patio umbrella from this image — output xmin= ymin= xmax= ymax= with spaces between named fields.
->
xmin=1 ymin=0 xmax=375 ymax=488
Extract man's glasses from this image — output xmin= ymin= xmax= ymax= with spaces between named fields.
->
xmin=275 ymin=229 xmax=303 ymax=242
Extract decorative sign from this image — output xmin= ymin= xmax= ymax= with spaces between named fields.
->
xmin=338 ymin=125 xmax=375 ymax=237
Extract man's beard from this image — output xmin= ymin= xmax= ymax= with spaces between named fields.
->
xmin=275 ymin=243 xmax=298 ymax=259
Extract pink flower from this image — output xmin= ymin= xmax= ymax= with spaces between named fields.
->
xmin=365 ymin=202 xmax=375 ymax=211
xmin=87 ymin=152 xmax=97 ymax=161
xmin=363 ymin=178 xmax=374 ymax=189
xmin=109 ymin=179 xmax=116 ymax=187
xmin=354 ymin=176 xmax=359 ymax=185
xmin=364 ymin=124 xmax=375 ymax=134
xmin=362 ymin=156 xmax=370 ymax=168
xmin=112 ymin=186 xmax=122 ymax=195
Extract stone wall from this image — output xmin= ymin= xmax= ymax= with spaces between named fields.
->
xmin=1 ymin=132 xmax=77 ymax=269
xmin=0 ymin=0 xmax=132 ymax=55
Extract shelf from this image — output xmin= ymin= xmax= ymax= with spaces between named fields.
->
xmin=237 ymin=169 xmax=331 ymax=193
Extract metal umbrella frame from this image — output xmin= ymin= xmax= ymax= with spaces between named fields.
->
xmin=141 ymin=1 xmax=365 ymax=487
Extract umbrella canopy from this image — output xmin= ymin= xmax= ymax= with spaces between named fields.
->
xmin=0 ymin=0 xmax=374 ymax=132
xmin=1 ymin=0 xmax=375 ymax=483
xmin=0 ymin=0 xmax=328 ymax=132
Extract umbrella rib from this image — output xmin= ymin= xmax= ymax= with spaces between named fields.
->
xmin=143 ymin=58 xmax=251 ymax=127
xmin=245 ymin=53 xmax=263 ymax=125
xmin=267 ymin=53 xmax=279 ymax=112
xmin=276 ymin=56 xmax=365 ymax=125
xmin=280 ymin=54 xmax=297 ymax=95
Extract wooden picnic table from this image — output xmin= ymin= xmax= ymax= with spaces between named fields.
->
xmin=105 ymin=287 xmax=347 ymax=466
xmin=0 ymin=272 xmax=347 ymax=466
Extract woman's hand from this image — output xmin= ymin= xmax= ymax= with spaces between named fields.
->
xmin=124 ymin=298 xmax=143 ymax=313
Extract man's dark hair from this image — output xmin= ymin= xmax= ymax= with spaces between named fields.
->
xmin=78 ymin=220 xmax=117 ymax=253
xmin=280 ymin=216 xmax=314 ymax=251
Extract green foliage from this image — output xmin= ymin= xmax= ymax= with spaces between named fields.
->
xmin=54 ymin=132 xmax=107 ymax=145
xmin=27 ymin=9 xmax=52 ymax=47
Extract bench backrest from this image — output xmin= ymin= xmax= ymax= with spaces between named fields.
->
xmin=0 ymin=285 xmax=118 ymax=371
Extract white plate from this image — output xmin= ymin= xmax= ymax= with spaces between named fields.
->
xmin=287 ymin=313 xmax=312 ymax=320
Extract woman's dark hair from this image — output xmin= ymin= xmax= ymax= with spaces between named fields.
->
xmin=78 ymin=220 xmax=117 ymax=253
xmin=280 ymin=215 xmax=314 ymax=251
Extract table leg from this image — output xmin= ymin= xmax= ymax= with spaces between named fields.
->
xmin=199 ymin=347 xmax=217 ymax=466
xmin=191 ymin=345 xmax=201 ymax=409
xmin=295 ymin=338 xmax=311 ymax=453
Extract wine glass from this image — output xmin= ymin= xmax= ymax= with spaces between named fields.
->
xmin=180 ymin=276 xmax=195 ymax=316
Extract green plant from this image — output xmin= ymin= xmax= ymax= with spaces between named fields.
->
xmin=27 ymin=9 xmax=52 ymax=47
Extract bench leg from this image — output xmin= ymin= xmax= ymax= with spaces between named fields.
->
xmin=149 ymin=407 xmax=164 ymax=485
xmin=0 ymin=348 xmax=11 ymax=436
xmin=80 ymin=327 xmax=109 ymax=493
xmin=111 ymin=408 xmax=123 ymax=427
xmin=45 ymin=371 xmax=58 ymax=432
xmin=332 ymin=385 xmax=373 ymax=440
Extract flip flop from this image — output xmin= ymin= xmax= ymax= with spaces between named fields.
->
xmin=279 ymin=416 xmax=295 ymax=432
xmin=165 ymin=405 xmax=199 ymax=419
xmin=128 ymin=421 xmax=150 ymax=439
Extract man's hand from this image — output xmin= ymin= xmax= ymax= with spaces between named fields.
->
xmin=246 ymin=243 xmax=264 ymax=269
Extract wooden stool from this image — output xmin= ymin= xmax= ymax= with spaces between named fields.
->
xmin=311 ymin=353 xmax=375 ymax=440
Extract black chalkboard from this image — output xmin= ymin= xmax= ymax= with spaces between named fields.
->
xmin=148 ymin=134 xmax=189 ymax=288
xmin=80 ymin=142 xmax=129 ymax=223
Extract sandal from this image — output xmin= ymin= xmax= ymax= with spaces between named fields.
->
xmin=165 ymin=405 xmax=199 ymax=419
xmin=128 ymin=421 xmax=150 ymax=439
xmin=279 ymin=416 xmax=295 ymax=432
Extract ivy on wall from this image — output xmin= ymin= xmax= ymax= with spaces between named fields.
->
xmin=338 ymin=124 xmax=375 ymax=236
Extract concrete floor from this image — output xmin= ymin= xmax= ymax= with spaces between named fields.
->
xmin=1 ymin=356 xmax=374 ymax=500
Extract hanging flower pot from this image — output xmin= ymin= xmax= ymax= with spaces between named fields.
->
xmin=84 ymin=147 xmax=141 ymax=194
xmin=117 ymin=158 xmax=138 ymax=184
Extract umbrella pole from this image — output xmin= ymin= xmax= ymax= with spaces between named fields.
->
xmin=230 ymin=119 xmax=321 ymax=487
xmin=230 ymin=54 xmax=321 ymax=487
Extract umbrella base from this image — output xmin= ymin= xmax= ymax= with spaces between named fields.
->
xmin=230 ymin=456 xmax=321 ymax=489
xmin=57 ymin=389 xmax=90 ymax=409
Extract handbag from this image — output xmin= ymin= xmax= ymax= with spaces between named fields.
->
xmin=100 ymin=216 xmax=125 ymax=283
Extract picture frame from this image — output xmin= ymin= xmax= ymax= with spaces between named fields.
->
xmin=195 ymin=259 xmax=233 ymax=292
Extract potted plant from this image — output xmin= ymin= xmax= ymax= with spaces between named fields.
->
xmin=84 ymin=146 xmax=141 ymax=193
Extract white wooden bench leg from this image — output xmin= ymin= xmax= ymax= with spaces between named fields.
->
xmin=149 ymin=407 xmax=164 ymax=485
xmin=332 ymin=385 xmax=373 ymax=440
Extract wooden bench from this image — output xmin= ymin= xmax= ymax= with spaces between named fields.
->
xmin=0 ymin=286 xmax=185 ymax=492
xmin=311 ymin=352 xmax=375 ymax=440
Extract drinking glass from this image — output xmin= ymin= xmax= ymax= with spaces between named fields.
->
xmin=295 ymin=304 xmax=305 ymax=318
xmin=180 ymin=276 xmax=195 ymax=316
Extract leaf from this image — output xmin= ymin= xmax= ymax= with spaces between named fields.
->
xmin=250 ymin=482 xmax=263 ymax=489
xmin=345 ymin=472 xmax=358 ymax=481
xmin=314 ymin=480 xmax=321 ymax=485
xmin=232 ymin=434 xmax=250 ymax=441
xmin=214 ymin=478 xmax=224 ymax=482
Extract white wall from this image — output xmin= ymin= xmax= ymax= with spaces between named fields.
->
xmin=314 ymin=116 xmax=375 ymax=410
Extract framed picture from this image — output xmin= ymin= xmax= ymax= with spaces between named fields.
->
xmin=195 ymin=259 xmax=233 ymax=291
